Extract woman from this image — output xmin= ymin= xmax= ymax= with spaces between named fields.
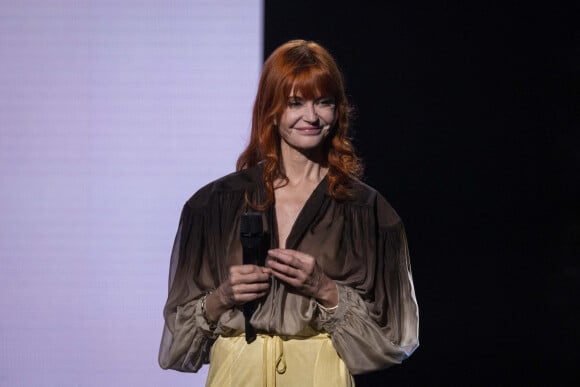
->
xmin=159 ymin=39 xmax=419 ymax=386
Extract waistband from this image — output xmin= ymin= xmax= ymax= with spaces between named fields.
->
xmin=229 ymin=333 xmax=332 ymax=387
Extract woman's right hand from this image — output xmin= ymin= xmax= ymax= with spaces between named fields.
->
xmin=206 ymin=265 xmax=271 ymax=322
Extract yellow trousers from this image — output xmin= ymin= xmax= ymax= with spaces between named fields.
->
xmin=206 ymin=334 xmax=354 ymax=387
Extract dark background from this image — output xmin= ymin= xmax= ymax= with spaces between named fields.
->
xmin=265 ymin=2 xmax=578 ymax=386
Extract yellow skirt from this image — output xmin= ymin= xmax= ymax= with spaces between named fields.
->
xmin=206 ymin=333 xmax=355 ymax=387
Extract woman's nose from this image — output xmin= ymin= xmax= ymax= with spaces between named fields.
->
xmin=303 ymin=103 xmax=318 ymax=122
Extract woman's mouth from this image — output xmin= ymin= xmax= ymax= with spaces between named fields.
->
xmin=294 ymin=126 xmax=322 ymax=135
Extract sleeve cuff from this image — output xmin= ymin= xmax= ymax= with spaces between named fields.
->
xmin=193 ymin=296 xmax=221 ymax=338
xmin=316 ymin=284 xmax=349 ymax=329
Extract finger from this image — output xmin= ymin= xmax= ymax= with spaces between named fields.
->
xmin=232 ymin=282 xmax=270 ymax=295
xmin=261 ymin=267 xmax=272 ymax=275
xmin=268 ymin=250 xmax=304 ymax=270
xmin=230 ymin=265 xmax=270 ymax=280
xmin=267 ymin=249 xmax=294 ymax=263
xmin=230 ymin=272 xmax=271 ymax=287
xmin=268 ymin=249 xmax=316 ymax=272
xmin=269 ymin=269 xmax=300 ymax=288
xmin=231 ymin=284 xmax=271 ymax=304
xmin=269 ymin=270 xmax=315 ymax=296
xmin=267 ymin=258 xmax=303 ymax=279
xmin=231 ymin=264 xmax=266 ymax=275
xmin=269 ymin=248 xmax=313 ymax=262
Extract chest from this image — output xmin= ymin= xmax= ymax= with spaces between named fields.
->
xmin=274 ymin=183 xmax=317 ymax=248
xmin=267 ymin=192 xmax=362 ymax=279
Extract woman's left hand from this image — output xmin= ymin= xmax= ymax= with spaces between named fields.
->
xmin=267 ymin=248 xmax=338 ymax=308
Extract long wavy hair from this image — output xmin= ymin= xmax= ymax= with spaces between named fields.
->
xmin=236 ymin=39 xmax=363 ymax=209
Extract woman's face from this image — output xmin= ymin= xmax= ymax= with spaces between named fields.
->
xmin=277 ymin=90 xmax=336 ymax=152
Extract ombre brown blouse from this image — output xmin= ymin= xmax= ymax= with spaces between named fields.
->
xmin=158 ymin=165 xmax=419 ymax=375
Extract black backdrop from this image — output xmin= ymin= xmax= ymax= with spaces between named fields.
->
xmin=265 ymin=2 xmax=578 ymax=386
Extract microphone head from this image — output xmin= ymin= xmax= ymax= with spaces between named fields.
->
xmin=240 ymin=212 xmax=263 ymax=236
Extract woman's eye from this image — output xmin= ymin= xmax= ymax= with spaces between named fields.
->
xmin=287 ymin=100 xmax=302 ymax=107
xmin=318 ymin=99 xmax=336 ymax=107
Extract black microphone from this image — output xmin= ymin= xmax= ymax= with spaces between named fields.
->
xmin=240 ymin=211 xmax=267 ymax=344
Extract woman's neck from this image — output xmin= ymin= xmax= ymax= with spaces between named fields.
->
xmin=278 ymin=141 xmax=328 ymax=186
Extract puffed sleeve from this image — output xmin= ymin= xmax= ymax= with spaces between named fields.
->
xmin=314 ymin=197 xmax=419 ymax=374
xmin=158 ymin=199 xmax=220 ymax=372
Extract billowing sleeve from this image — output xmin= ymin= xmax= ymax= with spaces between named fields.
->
xmin=158 ymin=198 xmax=221 ymax=372
xmin=313 ymin=197 xmax=419 ymax=375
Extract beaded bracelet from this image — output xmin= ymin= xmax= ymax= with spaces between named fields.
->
xmin=200 ymin=292 xmax=218 ymax=330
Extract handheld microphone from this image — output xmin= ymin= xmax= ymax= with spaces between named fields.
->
xmin=240 ymin=211 xmax=267 ymax=344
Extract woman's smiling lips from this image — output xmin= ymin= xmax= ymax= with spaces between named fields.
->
xmin=294 ymin=126 xmax=322 ymax=134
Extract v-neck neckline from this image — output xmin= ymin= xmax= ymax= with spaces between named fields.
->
xmin=270 ymin=175 xmax=329 ymax=249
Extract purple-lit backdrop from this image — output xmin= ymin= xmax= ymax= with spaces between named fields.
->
xmin=0 ymin=1 xmax=262 ymax=386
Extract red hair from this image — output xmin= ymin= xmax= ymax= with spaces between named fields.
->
xmin=236 ymin=39 xmax=363 ymax=209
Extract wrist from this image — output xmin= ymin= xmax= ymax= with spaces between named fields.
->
xmin=205 ymin=291 xmax=229 ymax=323
xmin=315 ymin=278 xmax=338 ymax=309
xmin=200 ymin=292 xmax=218 ymax=329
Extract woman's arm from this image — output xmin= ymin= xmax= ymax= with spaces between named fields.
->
xmin=266 ymin=222 xmax=419 ymax=375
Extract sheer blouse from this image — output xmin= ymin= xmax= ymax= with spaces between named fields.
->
xmin=158 ymin=165 xmax=419 ymax=375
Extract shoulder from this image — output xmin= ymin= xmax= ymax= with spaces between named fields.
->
xmin=349 ymin=179 xmax=402 ymax=228
xmin=184 ymin=165 xmax=262 ymax=210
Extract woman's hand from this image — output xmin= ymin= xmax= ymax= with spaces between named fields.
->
xmin=206 ymin=264 xmax=271 ymax=322
xmin=267 ymin=248 xmax=338 ymax=308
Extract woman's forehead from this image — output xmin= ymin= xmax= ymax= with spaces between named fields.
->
xmin=289 ymin=84 xmax=326 ymax=99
